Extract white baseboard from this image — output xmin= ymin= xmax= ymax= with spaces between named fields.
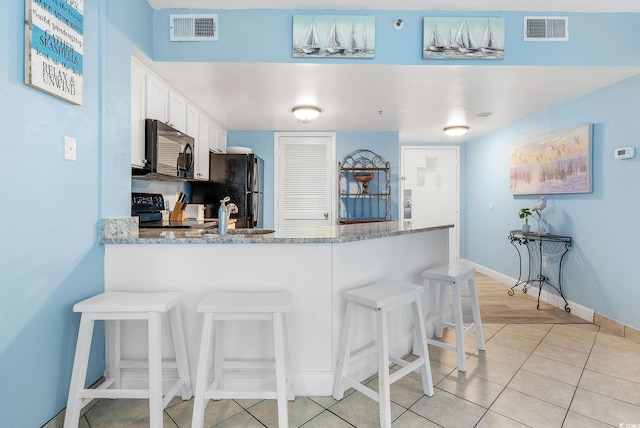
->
xmin=461 ymin=259 xmax=594 ymax=323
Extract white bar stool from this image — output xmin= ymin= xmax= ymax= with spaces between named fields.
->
xmin=419 ymin=264 xmax=485 ymax=372
xmin=64 ymin=291 xmax=192 ymax=428
xmin=333 ymin=280 xmax=434 ymax=428
xmin=192 ymin=291 xmax=293 ymax=428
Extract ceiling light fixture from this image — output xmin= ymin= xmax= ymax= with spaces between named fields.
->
xmin=292 ymin=105 xmax=322 ymax=122
xmin=443 ymin=125 xmax=469 ymax=137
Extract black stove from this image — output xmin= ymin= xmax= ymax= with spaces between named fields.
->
xmin=131 ymin=192 xmax=166 ymax=221
xmin=131 ymin=192 xmax=191 ymax=228
xmin=132 ymin=192 xmax=215 ymax=229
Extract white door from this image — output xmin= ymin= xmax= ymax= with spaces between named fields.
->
xmin=401 ymin=146 xmax=460 ymax=263
xmin=274 ymin=132 xmax=336 ymax=232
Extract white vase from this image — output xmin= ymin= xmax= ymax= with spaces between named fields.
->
xmin=522 ymin=224 xmax=530 ymax=233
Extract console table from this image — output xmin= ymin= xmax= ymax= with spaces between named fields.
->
xmin=508 ymin=230 xmax=572 ymax=312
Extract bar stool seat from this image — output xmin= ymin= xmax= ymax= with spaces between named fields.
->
xmin=192 ymin=291 xmax=293 ymax=428
xmin=418 ymin=264 xmax=485 ymax=372
xmin=64 ymin=291 xmax=192 ymax=428
xmin=333 ymin=280 xmax=434 ymax=428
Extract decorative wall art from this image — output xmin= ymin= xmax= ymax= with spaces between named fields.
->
xmin=24 ymin=0 xmax=84 ymax=105
xmin=423 ymin=17 xmax=504 ymax=60
xmin=509 ymin=124 xmax=592 ymax=195
xmin=293 ymin=15 xmax=375 ymax=59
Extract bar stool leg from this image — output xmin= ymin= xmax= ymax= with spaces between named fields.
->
xmin=64 ymin=314 xmax=94 ymax=428
xmin=148 ymin=312 xmax=163 ymax=428
xmin=376 ymin=307 xmax=392 ymax=428
xmin=333 ymin=302 xmax=354 ymax=400
xmin=212 ymin=319 xmax=225 ymax=391
xmin=468 ymin=276 xmax=485 ymax=350
xmin=450 ymin=282 xmax=466 ymax=372
xmin=192 ymin=313 xmax=214 ymax=428
xmin=436 ymin=282 xmax=448 ymax=338
xmin=112 ymin=319 xmax=121 ymax=389
xmin=412 ymin=294 xmax=434 ymax=396
xmin=169 ymin=305 xmax=193 ymax=398
xmin=273 ymin=312 xmax=289 ymax=428
xmin=282 ymin=313 xmax=294 ymax=401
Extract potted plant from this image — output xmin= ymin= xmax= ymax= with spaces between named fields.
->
xmin=519 ymin=208 xmax=533 ymax=233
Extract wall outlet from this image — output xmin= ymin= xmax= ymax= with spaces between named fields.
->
xmin=64 ymin=136 xmax=77 ymax=160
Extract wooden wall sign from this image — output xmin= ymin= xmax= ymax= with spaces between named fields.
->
xmin=24 ymin=0 xmax=84 ymax=105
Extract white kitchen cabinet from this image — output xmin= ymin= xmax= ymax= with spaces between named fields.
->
xmin=145 ymin=72 xmax=169 ymax=124
xmin=168 ymin=91 xmax=187 ymax=132
xmin=190 ymin=106 xmax=209 ymax=181
xmin=145 ymin=72 xmax=187 ymax=133
xmin=210 ymin=121 xmax=227 ymax=153
xmin=217 ymin=126 xmax=227 ymax=153
xmin=131 ymin=57 xmax=227 ymax=176
xmin=130 ymin=58 xmax=146 ymax=168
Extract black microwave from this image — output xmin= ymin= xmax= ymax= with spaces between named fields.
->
xmin=132 ymin=119 xmax=194 ymax=180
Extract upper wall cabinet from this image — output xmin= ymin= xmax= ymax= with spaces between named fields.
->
xmin=145 ymin=73 xmax=169 ymax=125
xmin=131 ymin=57 xmax=228 ymax=172
xmin=210 ymin=122 xmax=227 ymax=154
xmin=189 ymin=104 xmax=209 ymax=181
xmin=145 ymin=73 xmax=187 ymax=133
xmin=168 ymin=91 xmax=187 ymax=132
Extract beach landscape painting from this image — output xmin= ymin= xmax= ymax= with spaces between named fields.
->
xmin=423 ymin=17 xmax=504 ymax=60
xmin=293 ymin=15 xmax=375 ymax=59
xmin=509 ymin=124 xmax=592 ymax=195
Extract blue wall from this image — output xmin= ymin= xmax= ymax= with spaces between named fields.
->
xmin=464 ymin=74 xmax=640 ymax=329
xmin=2 ymin=2 xmax=640 ymax=426
xmin=151 ymin=10 xmax=640 ymax=66
xmin=0 ymin=1 xmax=153 ymax=426
xmin=229 ymin=130 xmax=401 ymax=226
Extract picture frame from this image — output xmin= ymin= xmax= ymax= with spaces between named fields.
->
xmin=509 ymin=124 xmax=592 ymax=195
xmin=423 ymin=17 xmax=504 ymax=60
xmin=24 ymin=0 xmax=84 ymax=105
xmin=293 ymin=15 xmax=375 ymax=59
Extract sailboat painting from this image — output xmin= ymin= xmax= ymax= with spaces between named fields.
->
xmin=293 ymin=15 xmax=375 ymax=58
xmin=423 ymin=17 xmax=504 ymax=60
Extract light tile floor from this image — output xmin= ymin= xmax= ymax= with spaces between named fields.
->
xmin=57 ymin=322 xmax=640 ymax=428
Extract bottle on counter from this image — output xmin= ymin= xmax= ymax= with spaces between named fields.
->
xmin=218 ymin=197 xmax=229 ymax=235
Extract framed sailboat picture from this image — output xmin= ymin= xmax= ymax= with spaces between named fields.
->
xmin=293 ymin=15 xmax=375 ymax=59
xmin=423 ymin=17 xmax=504 ymax=60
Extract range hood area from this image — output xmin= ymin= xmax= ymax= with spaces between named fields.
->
xmin=132 ymin=119 xmax=195 ymax=181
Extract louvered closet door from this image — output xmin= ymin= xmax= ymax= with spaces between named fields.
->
xmin=274 ymin=132 xmax=336 ymax=230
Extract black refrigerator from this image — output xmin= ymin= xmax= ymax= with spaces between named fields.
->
xmin=191 ymin=153 xmax=263 ymax=228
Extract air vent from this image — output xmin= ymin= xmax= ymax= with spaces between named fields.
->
xmin=524 ymin=16 xmax=568 ymax=41
xmin=170 ymin=14 xmax=218 ymax=42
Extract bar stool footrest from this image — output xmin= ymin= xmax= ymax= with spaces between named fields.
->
xmin=342 ymin=376 xmax=380 ymax=403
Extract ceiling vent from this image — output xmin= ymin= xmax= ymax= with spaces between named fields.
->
xmin=170 ymin=14 xmax=218 ymax=42
xmin=524 ymin=16 xmax=568 ymax=41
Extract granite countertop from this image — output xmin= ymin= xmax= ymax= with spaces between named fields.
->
xmin=100 ymin=218 xmax=453 ymax=244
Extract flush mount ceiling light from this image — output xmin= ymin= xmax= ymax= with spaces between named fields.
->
xmin=443 ymin=125 xmax=469 ymax=137
xmin=291 ymin=105 xmax=322 ymax=122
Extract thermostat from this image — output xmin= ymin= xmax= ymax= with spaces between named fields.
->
xmin=614 ymin=147 xmax=635 ymax=160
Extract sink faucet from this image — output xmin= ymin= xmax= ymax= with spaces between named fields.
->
xmin=226 ymin=203 xmax=238 ymax=225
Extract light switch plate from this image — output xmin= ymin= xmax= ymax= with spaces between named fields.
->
xmin=64 ymin=136 xmax=76 ymax=160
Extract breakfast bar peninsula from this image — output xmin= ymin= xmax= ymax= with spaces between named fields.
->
xmin=101 ymin=220 xmax=452 ymax=395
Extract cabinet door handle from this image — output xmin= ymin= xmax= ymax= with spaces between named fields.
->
xmin=324 ymin=213 xmax=329 ymax=220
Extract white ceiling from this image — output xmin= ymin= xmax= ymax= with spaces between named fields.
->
xmin=143 ymin=1 xmax=640 ymax=142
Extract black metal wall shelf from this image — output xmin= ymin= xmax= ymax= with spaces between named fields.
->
xmin=338 ymin=150 xmax=391 ymax=224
